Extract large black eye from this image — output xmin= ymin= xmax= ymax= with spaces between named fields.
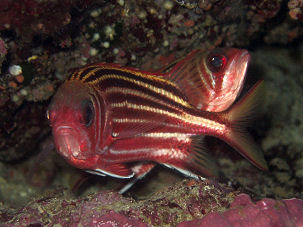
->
xmin=82 ymin=100 xmax=94 ymax=127
xmin=207 ymin=54 xmax=227 ymax=72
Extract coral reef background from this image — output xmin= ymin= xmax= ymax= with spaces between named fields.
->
xmin=0 ymin=0 xmax=303 ymax=226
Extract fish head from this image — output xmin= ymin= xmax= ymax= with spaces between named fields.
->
xmin=204 ymin=48 xmax=250 ymax=111
xmin=47 ymin=81 xmax=102 ymax=170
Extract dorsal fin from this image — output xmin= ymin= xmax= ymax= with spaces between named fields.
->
xmin=166 ymin=49 xmax=209 ymax=110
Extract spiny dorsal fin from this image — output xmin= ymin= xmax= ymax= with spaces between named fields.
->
xmin=166 ymin=49 xmax=210 ymax=110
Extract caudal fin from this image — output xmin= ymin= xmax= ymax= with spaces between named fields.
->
xmin=224 ymin=81 xmax=268 ymax=170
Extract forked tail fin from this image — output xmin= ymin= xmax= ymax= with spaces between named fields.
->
xmin=189 ymin=81 xmax=268 ymax=174
xmin=224 ymin=80 xmax=268 ymax=170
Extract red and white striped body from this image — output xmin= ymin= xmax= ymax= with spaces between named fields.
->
xmin=47 ymin=48 xmax=267 ymax=192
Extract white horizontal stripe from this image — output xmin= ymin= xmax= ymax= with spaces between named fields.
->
xmin=109 ymin=147 xmax=187 ymax=160
xmin=111 ymin=102 xmax=225 ymax=131
xmin=110 ymin=147 xmax=155 ymax=155
xmin=137 ymin=132 xmax=192 ymax=141
xmin=153 ymin=148 xmax=187 ymax=159
xmin=87 ymin=74 xmax=191 ymax=108
xmin=112 ymin=118 xmax=185 ymax=129
xmin=105 ymin=87 xmax=180 ymax=111
xmin=112 ymin=118 xmax=155 ymax=123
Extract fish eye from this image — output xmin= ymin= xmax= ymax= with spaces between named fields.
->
xmin=207 ymin=54 xmax=227 ymax=72
xmin=82 ymin=100 xmax=94 ymax=127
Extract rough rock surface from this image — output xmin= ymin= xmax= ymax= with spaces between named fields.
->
xmin=1 ymin=180 xmax=302 ymax=226
xmin=1 ymin=0 xmax=303 ymax=226
xmin=0 ymin=179 xmax=236 ymax=226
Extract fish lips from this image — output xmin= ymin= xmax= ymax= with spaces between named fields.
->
xmin=227 ymin=50 xmax=250 ymax=99
xmin=53 ymin=125 xmax=92 ymax=161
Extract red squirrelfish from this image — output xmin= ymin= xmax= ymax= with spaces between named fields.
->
xmin=47 ymin=48 xmax=268 ymax=193
xmin=164 ymin=48 xmax=248 ymax=112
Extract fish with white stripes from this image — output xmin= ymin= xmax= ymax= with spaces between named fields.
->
xmin=47 ymin=48 xmax=268 ymax=193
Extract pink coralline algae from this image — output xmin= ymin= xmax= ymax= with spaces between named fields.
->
xmin=91 ymin=211 xmax=148 ymax=227
xmin=178 ymin=194 xmax=303 ymax=227
xmin=1 ymin=180 xmax=303 ymax=226
xmin=0 ymin=180 xmax=235 ymax=226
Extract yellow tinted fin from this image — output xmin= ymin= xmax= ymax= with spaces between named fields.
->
xmin=225 ymin=81 xmax=268 ymax=170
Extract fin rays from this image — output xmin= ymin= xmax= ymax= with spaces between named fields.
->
xmin=225 ymin=81 xmax=268 ymax=170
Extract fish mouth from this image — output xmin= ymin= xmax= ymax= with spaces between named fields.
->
xmin=54 ymin=126 xmax=85 ymax=160
xmin=225 ymin=50 xmax=250 ymax=95
xmin=233 ymin=50 xmax=250 ymax=94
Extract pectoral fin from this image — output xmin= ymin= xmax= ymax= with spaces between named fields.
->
xmin=87 ymin=163 xmax=134 ymax=179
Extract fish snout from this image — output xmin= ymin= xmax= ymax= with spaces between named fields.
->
xmin=54 ymin=126 xmax=85 ymax=160
xmin=226 ymin=49 xmax=250 ymax=98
